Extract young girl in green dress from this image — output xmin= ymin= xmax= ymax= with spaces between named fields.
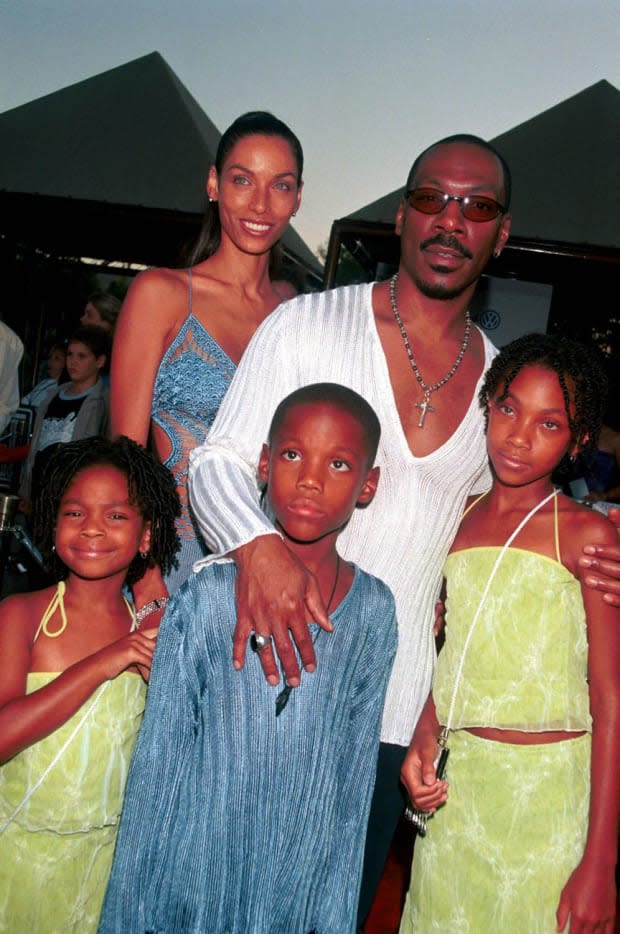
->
xmin=0 ymin=436 xmax=179 ymax=933
xmin=400 ymin=334 xmax=619 ymax=933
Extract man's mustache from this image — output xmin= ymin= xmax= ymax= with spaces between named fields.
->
xmin=420 ymin=234 xmax=473 ymax=260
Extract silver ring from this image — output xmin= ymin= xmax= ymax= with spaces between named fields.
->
xmin=252 ymin=633 xmax=272 ymax=652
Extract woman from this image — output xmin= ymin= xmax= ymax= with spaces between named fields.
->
xmin=110 ymin=112 xmax=303 ymax=591
xmin=21 ymin=342 xmax=67 ymax=410
xmin=81 ymin=292 xmax=122 ymax=335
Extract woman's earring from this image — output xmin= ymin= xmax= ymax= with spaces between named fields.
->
xmin=140 ymin=550 xmax=149 ymax=560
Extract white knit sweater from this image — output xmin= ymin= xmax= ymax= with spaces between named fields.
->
xmin=189 ymin=283 xmax=494 ymax=746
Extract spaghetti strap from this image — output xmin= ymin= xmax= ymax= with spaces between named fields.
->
xmin=461 ymin=490 xmax=488 ymax=520
xmin=553 ymin=491 xmax=561 ymax=564
xmin=33 ymin=582 xmax=136 ymax=643
xmin=34 ymin=582 xmax=67 ymax=641
xmin=187 ymin=267 xmax=193 ymax=318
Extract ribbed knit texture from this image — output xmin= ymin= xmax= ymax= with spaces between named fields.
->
xmin=189 ymin=283 xmax=495 ymax=745
xmin=99 ymin=562 xmax=397 ymax=933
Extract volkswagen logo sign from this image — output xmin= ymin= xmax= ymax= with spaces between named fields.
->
xmin=479 ymin=309 xmax=501 ymax=330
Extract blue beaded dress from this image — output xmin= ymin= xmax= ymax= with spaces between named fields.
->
xmin=152 ymin=269 xmax=236 ymax=591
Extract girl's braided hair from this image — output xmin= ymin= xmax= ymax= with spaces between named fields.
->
xmin=32 ymin=436 xmax=180 ymax=585
xmin=479 ymin=332 xmax=608 ymax=459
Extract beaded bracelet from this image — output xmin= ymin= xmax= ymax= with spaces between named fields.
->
xmin=135 ymin=597 xmax=169 ymax=624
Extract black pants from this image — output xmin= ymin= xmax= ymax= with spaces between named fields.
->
xmin=356 ymin=742 xmax=409 ymax=929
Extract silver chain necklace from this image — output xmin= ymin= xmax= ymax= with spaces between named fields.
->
xmin=389 ymin=273 xmax=472 ymax=428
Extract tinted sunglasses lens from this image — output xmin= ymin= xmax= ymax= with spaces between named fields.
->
xmin=408 ymin=189 xmax=445 ymax=215
xmin=408 ymin=189 xmax=502 ymax=222
xmin=462 ymin=198 xmax=501 ymax=222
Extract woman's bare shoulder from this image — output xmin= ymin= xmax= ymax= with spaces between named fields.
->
xmin=118 ymin=268 xmax=192 ymax=338
xmin=127 ymin=266 xmax=189 ymax=301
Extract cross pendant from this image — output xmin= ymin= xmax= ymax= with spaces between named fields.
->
xmin=415 ymin=394 xmax=435 ymax=428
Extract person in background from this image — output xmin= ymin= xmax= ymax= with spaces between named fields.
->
xmin=0 ymin=319 xmax=24 ymax=436
xmin=21 ymin=342 xmax=67 ymax=410
xmin=110 ymin=111 xmax=304 ymax=593
xmin=81 ymin=292 xmax=122 ymax=336
xmin=581 ymin=420 xmax=620 ymax=506
xmin=20 ymin=326 xmax=110 ymax=505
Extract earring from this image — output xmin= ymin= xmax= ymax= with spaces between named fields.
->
xmin=140 ymin=550 xmax=149 ymax=560
xmin=291 ymin=212 xmax=297 ymax=217
xmin=208 ymin=196 xmax=213 ymax=203
xmin=493 ymin=251 xmax=500 ymax=259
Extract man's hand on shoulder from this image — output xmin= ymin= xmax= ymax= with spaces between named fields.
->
xmin=232 ymin=535 xmax=331 ymax=686
xmin=579 ymin=506 xmax=620 ymax=607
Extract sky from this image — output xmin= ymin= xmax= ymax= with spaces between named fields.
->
xmin=2 ymin=0 xmax=620 ymax=257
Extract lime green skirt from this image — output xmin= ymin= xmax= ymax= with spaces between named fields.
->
xmin=400 ymin=730 xmax=590 ymax=933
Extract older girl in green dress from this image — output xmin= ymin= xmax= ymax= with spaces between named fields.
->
xmin=400 ymin=334 xmax=619 ymax=933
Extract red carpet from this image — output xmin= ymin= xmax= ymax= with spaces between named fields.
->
xmin=365 ymin=818 xmax=414 ymax=933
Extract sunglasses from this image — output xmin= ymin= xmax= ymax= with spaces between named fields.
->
xmin=405 ymin=187 xmax=506 ymax=223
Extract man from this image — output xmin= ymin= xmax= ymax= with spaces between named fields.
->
xmin=0 ymin=320 xmax=23 ymax=436
xmin=188 ymin=135 xmax=620 ymax=924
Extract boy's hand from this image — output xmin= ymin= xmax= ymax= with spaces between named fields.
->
xmin=580 ymin=506 xmax=620 ymax=607
xmin=231 ymin=535 xmax=331 ymax=686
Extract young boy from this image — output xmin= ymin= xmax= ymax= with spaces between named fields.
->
xmin=99 ymin=383 xmax=398 ymax=934
xmin=20 ymin=325 xmax=110 ymax=504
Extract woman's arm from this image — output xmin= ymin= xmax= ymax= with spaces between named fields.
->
xmin=556 ymin=512 xmax=620 ymax=932
xmin=109 ymin=269 xmax=181 ymax=445
xmin=0 ymin=595 xmax=158 ymax=763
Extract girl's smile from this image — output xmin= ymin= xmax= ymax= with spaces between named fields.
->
xmin=55 ymin=465 xmax=150 ymax=582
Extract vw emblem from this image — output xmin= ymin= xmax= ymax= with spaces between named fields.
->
xmin=479 ymin=309 xmax=501 ymax=330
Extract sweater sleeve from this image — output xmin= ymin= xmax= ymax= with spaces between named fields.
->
xmin=189 ymin=295 xmax=319 ymax=562
xmin=98 ymin=589 xmax=202 ymax=933
xmin=73 ymin=382 xmax=108 ymax=440
xmin=319 ymin=577 xmax=398 ymax=930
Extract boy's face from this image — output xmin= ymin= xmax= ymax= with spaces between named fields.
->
xmin=66 ymin=341 xmax=105 ymax=388
xmin=258 ymin=401 xmax=379 ymax=546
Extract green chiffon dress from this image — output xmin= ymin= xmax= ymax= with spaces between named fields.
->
xmin=0 ymin=669 xmax=146 ymax=932
xmin=400 ymin=546 xmax=591 ymax=933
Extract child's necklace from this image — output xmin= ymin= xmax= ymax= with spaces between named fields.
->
xmin=275 ymin=555 xmax=341 ymax=717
